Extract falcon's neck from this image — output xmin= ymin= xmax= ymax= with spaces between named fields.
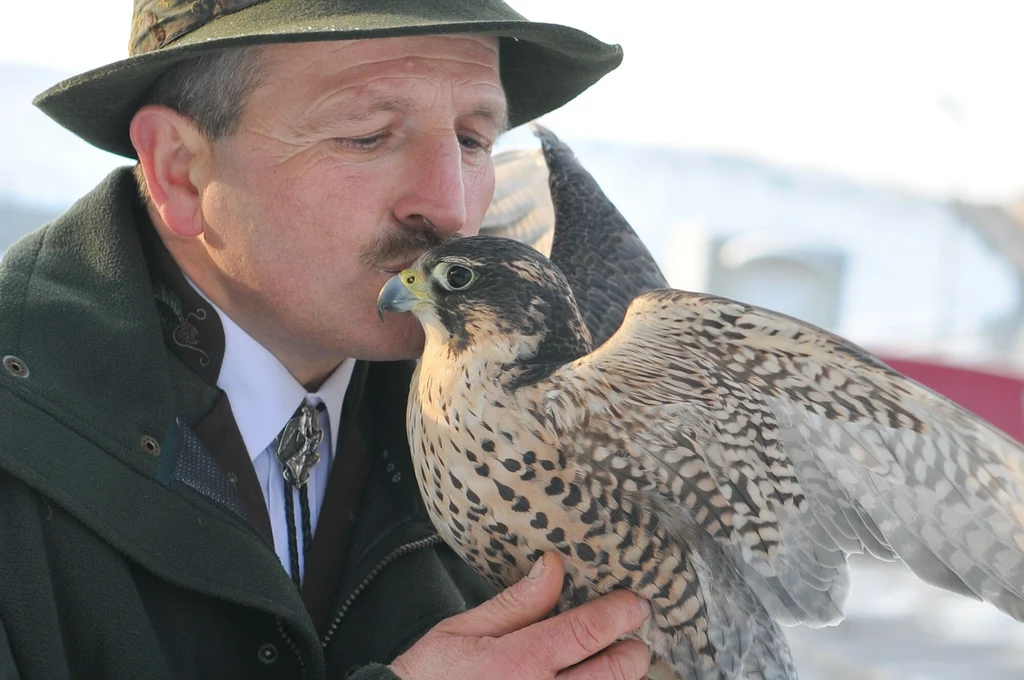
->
xmin=418 ymin=303 xmax=592 ymax=392
xmin=505 ymin=315 xmax=593 ymax=389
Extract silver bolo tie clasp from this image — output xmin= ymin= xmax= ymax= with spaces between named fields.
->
xmin=276 ymin=404 xmax=324 ymax=488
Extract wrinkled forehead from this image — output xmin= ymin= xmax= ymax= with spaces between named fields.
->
xmin=252 ymin=34 xmax=507 ymax=122
xmin=258 ymin=34 xmax=501 ymax=77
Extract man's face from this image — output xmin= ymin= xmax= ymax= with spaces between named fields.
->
xmin=195 ymin=35 xmax=505 ymax=372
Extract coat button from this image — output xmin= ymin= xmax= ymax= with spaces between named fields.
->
xmin=257 ymin=643 xmax=278 ymax=665
xmin=3 ymin=355 xmax=29 ymax=378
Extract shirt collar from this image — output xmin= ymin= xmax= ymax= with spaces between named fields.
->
xmin=186 ymin=278 xmax=355 ymax=461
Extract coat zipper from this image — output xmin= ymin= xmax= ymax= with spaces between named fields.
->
xmin=276 ymin=616 xmax=308 ymax=680
xmin=320 ymin=533 xmax=443 ymax=650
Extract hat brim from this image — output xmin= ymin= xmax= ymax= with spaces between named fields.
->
xmin=33 ymin=10 xmax=622 ymax=159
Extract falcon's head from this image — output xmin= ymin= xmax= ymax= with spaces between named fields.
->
xmin=377 ymin=236 xmax=592 ymax=373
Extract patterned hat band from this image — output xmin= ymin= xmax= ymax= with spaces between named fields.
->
xmin=130 ymin=0 xmax=266 ymax=55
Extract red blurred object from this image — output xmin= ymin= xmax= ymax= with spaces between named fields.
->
xmin=881 ymin=356 xmax=1024 ymax=443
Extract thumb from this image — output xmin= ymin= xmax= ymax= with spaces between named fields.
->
xmin=442 ymin=552 xmax=565 ymax=638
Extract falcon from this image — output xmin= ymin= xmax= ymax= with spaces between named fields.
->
xmin=377 ymin=128 xmax=1024 ymax=680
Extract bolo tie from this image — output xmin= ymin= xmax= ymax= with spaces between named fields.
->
xmin=275 ymin=402 xmax=326 ymax=588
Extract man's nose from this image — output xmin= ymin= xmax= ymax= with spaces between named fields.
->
xmin=393 ymin=132 xmax=468 ymax=236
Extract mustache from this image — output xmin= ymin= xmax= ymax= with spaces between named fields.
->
xmin=360 ymin=225 xmax=460 ymax=269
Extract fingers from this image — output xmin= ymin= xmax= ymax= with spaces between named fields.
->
xmin=522 ymin=588 xmax=652 ymax=672
xmin=439 ymin=552 xmax=566 ymax=638
xmin=392 ymin=557 xmax=653 ymax=680
xmin=556 ymin=639 xmax=652 ymax=680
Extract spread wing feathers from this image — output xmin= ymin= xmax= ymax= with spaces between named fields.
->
xmin=546 ymin=289 xmax=1024 ymax=633
xmin=534 ymin=125 xmax=670 ymax=347
xmin=480 ymin=147 xmax=556 ymax=256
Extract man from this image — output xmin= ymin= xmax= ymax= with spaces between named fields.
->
xmin=0 ymin=1 xmax=653 ymax=679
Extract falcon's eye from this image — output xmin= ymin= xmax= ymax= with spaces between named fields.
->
xmin=438 ymin=263 xmax=476 ymax=291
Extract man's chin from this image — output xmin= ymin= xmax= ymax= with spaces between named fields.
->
xmin=358 ymin=316 xmax=425 ymax=361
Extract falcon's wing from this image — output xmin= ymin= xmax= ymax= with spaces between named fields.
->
xmin=482 ymin=126 xmax=669 ymax=347
xmin=480 ymin=148 xmax=556 ymax=256
xmin=538 ymin=126 xmax=670 ymax=347
xmin=552 ymin=288 xmax=1024 ymax=628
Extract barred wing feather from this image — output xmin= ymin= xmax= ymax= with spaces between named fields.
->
xmin=558 ymin=288 xmax=1024 ymax=629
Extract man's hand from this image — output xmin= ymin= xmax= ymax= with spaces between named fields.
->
xmin=389 ymin=553 xmax=652 ymax=679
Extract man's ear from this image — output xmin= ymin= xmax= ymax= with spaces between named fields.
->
xmin=129 ymin=104 xmax=212 ymax=238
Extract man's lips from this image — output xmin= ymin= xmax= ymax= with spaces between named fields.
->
xmin=376 ymin=255 xmax=421 ymax=275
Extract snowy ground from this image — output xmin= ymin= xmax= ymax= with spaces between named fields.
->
xmin=786 ymin=556 xmax=1024 ymax=680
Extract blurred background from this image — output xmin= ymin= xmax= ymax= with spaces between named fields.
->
xmin=2 ymin=1 xmax=1024 ymax=677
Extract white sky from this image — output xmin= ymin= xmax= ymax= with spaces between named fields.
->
xmin=3 ymin=0 xmax=1024 ymax=202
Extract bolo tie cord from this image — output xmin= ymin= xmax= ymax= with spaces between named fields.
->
xmin=283 ymin=481 xmax=313 ymax=589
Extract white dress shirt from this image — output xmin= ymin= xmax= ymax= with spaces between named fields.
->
xmin=189 ymin=281 xmax=356 ymax=580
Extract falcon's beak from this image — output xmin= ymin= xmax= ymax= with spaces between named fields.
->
xmin=377 ymin=269 xmax=431 ymax=321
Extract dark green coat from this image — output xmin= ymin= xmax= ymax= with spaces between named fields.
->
xmin=0 ymin=169 xmax=493 ymax=680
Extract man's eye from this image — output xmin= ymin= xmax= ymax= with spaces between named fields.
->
xmin=458 ymin=135 xmax=490 ymax=153
xmin=338 ymin=132 xmax=388 ymax=150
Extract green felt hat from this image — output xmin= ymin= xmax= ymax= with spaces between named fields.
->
xmin=34 ymin=0 xmax=622 ymax=159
